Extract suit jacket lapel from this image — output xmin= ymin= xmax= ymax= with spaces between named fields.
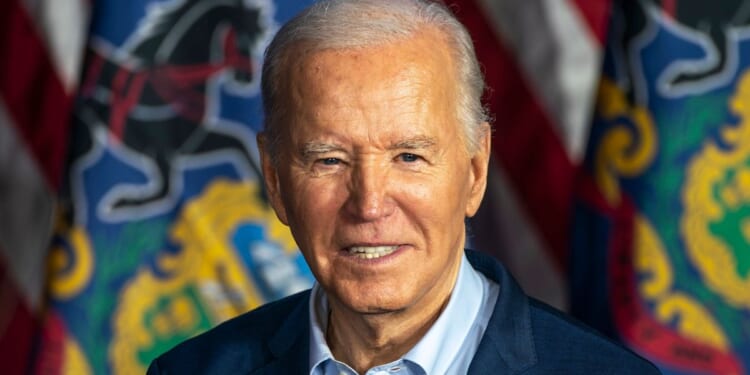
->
xmin=466 ymin=250 xmax=538 ymax=374
xmin=251 ymin=293 xmax=311 ymax=374
xmin=250 ymin=251 xmax=538 ymax=374
xmin=251 ymin=339 xmax=309 ymax=374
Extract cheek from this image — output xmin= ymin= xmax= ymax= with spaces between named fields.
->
xmin=397 ymin=173 xmax=468 ymax=226
xmin=282 ymin=176 xmax=346 ymax=236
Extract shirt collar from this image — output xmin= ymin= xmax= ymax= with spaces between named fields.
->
xmin=309 ymin=282 xmax=333 ymax=372
xmin=308 ymin=253 xmax=486 ymax=374
xmin=402 ymin=253 xmax=485 ymax=374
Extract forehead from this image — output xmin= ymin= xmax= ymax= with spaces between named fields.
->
xmin=297 ymin=28 xmax=451 ymax=79
xmin=277 ymin=28 xmax=458 ymax=140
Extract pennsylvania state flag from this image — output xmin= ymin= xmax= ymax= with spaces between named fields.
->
xmin=572 ymin=1 xmax=750 ymax=374
xmin=33 ymin=1 xmax=315 ymax=373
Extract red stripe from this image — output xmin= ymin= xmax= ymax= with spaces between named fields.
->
xmin=453 ymin=0 xmax=576 ymax=270
xmin=0 ymin=257 xmax=36 ymax=375
xmin=30 ymin=311 xmax=66 ymax=375
xmin=571 ymin=0 xmax=612 ymax=45
xmin=0 ymin=0 xmax=75 ymax=191
xmin=662 ymin=0 xmax=677 ymax=18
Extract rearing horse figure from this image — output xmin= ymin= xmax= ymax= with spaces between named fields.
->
xmin=70 ymin=0 xmax=270 ymax=212
xmin=615 ymin=0 xmax=750 ymax=100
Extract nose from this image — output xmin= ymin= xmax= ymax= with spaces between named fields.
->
xmin=345 ymin=162 xmax=395 ymax=222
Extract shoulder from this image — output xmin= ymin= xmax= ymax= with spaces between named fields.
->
xmin=524 ymin=299 xmax=661 ymax=374
xmin=147 ymin=289 xmax=310 ymax=374
xmin=464 ymin=250 xmax=660 ymax=374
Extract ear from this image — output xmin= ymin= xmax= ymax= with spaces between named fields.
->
xmin=465 ymin=122 xmax=491 ymax=218
xmin=257 ymin=133 xmax=290 ymax=225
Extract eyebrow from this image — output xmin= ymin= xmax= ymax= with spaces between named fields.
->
xmin=389 ymin=136 xmax=437 ymax=150
xmin=299 ymin=136 xmax=437 ymax=158
xmin=300 ymin=142 xmax=345 ymax=159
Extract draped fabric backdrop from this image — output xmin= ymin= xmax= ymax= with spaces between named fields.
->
xmin=0 ymin=0 xmax=89 ymax=374
xmin=2 ymin=1 xmax=317 ymax=374
xmin=569 ymin=1 xmax=750 ymax=374
xmin=1 ymin=0 xmax=748 ymax=374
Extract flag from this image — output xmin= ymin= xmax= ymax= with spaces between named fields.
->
xmin=21 ymin=0 xmax=317 ymax=373
xmin=0 ymin=0 xmax=89 ymax=373
xmin=453 ymin=0 xmax=750 ymax=372
xmin=8 ymin=0 xmax=747 ymax=374
xmin=571 ymin=0 xmax=750 ymax=374
xmin=455 ymin=0 xmax=610 ymax=310
xmin=2 ymin=0 xmax=611 ymax=372
xmin=2 ymin=0 xmax=585 ymax=373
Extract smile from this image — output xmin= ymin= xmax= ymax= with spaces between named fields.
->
xmin=347 ymin=245 xmax=399 ymax=259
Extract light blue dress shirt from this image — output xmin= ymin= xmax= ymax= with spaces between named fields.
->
xmin=309 ymin=253 xmax=500 ymax=375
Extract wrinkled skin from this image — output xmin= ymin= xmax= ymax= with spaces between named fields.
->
xmin=259 ymin=27 xmax=490 ymax=371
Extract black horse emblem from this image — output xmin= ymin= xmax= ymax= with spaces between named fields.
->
xmin=615 ymin=0 xmax=750 ymax=98
xmin=68 ymin=0 xmax=271 ymax=213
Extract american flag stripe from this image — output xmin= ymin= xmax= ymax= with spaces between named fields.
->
xmin=17 ymin=0 xmax=89 ymax=92
xmin=476 ymin=0 xmax=602 ymax=162
xmin=455 ymin=0 xmax=610 ymax=309
xmin=571 ymin=0 xmax=611 ymax=44
xmin=0 ymin=252 xmax=36 ymax=375
xmin=0 ymin=0 xmax=78 ymax=189
xmin=0 ymin=0 xmax=88 ymax=373
xmin=0 ymin=102 xmax=56 ymax=310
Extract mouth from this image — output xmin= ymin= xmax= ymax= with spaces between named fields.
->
xmin=346 ymin=245 xmax=399 ymax=259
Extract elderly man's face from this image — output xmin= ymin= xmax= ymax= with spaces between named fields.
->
xmin=261 ymin=29 xmax=489 ymax=316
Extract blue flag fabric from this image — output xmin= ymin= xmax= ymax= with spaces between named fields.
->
xmin=571 ymin=1 xmax=750 ymax=374
xmin=35 ymin=1 xmax=316 ymax=373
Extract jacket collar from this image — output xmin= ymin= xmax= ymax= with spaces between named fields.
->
xmin=256 ymin=250 xmax=538 ymax=374
xmin=252 ymin=290 xmax=311 ymax=374
xmin=466 ymin=249 xmax=538 ymax=374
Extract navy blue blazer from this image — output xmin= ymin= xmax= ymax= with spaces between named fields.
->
xmin=148 ymin=250 xmax=660 ymax=374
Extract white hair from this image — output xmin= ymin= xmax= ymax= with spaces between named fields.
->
xmin=261 ymin=0 xmax=490 ymax=160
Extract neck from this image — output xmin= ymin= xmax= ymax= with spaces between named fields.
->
xmin=325 ymin=261 xmax=461 ymax=374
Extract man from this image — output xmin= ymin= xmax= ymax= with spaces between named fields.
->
xmin=148 ymin=1 xmax=661 ymax=374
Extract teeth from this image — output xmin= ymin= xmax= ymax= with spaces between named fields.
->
xmin=347 ymin=246 xmax=398 ymax=259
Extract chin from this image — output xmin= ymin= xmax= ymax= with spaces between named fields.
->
xmin=342 ymin=293 xmax=414 ymax=315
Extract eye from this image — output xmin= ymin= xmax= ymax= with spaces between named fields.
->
xmin=309 ymin=156 xmax=345 ymax=175
xmin=319 ymin=157 xmax=341 ymax=165
xmin=398 ymin=153 xmax=421 ymax=162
